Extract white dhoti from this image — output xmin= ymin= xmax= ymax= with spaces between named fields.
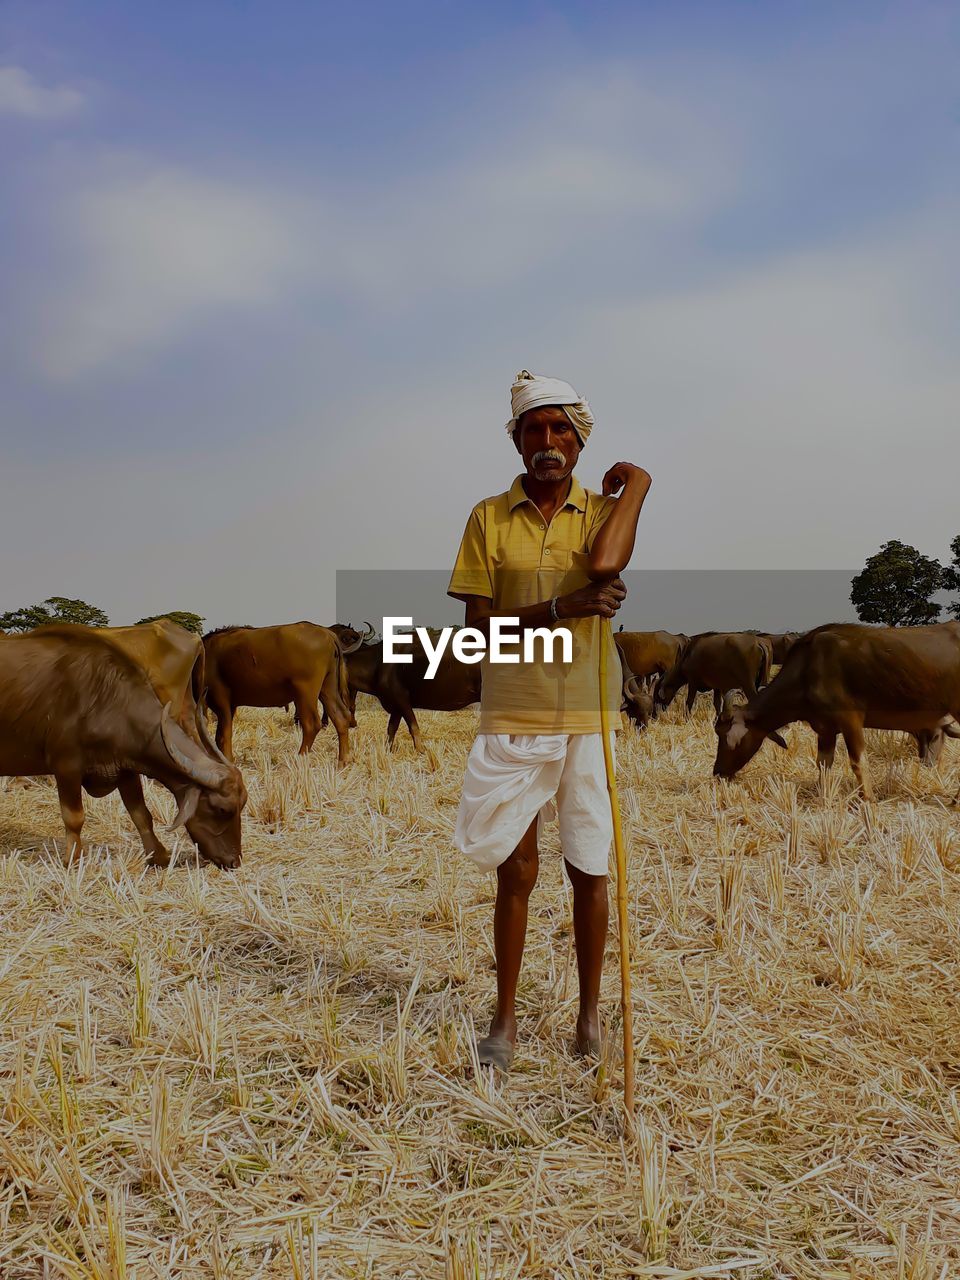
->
xmin=454 ymin=733 xmax=615 ymax=876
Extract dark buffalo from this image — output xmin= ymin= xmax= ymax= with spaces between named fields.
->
xmin=0 ymin=622 xmax=246 ymax=867
xmin=203 ymin=623 xmax=354 ymax=764
xmin=713 ymin=621 xmax=960 ymax=798
xmin=345 ymin=634 xmax=481 ymax=751
xmin=657 ymin=632 xmax=772 ymax=716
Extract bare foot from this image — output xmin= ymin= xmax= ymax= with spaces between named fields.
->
xmin=477 ymin=1035 xmax=515 ymax=1071
xmin=575 ymin=1012 xmax=602 ymax=1058
xmin=477 ymin=1014 xmax=517 ymax=1072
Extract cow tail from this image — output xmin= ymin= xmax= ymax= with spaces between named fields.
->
xmin=336 ymin=643 xmax=350 ymax=711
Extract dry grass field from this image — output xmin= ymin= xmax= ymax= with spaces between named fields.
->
xmin=1 ymin=699 xmax=960 ymax=1279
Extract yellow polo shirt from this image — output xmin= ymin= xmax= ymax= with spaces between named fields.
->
xmin=448 ymin=473 xmax=622 ymax=734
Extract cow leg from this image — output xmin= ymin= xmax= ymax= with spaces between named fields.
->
xmin=816 ymin=732 xmax=837 ymax=771
xmin=317 ymin=676 xmax=353 ymax=766
xmin=685 ymin=686 xmax=697 ymax=716
xmin=56 ymin=775 xmax=86 ymax=865
xmin=713 ymin=688 xmax=724 ymax=718
xmin=404 ymin=706 xmax=424 ymax=752
xmin=386 ymin=700 xmax=422 ymax=752
xmin=840 ymin=720 xmax=872 ymax=800
xmin=917 ymin=730 xmax=941 ymax=768
xmin=117 ymin=772 xmax=171 ymax=868
xmin=319 ymin=692 xmax=354 ymax=731
xmin=207 ymin=690 xmax=234 ymax=760
xmin=293 ymin=688 xmax=323 ymax=755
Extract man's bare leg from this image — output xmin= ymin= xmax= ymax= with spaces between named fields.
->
xmin=478 ymin=817 xmax=539 ymax=1070
xmin=565 ymin=861 xmax=608 ymax=1057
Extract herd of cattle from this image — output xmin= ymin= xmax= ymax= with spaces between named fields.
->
xmin=0 ymin=616 xmax=958 ymax=868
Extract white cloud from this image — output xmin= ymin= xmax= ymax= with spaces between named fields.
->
xmin=0 ymin=65 xmax=85 ymax=120
xmin=38 ymin=166 xmax=307 ymax=376
xmin=30 ymin=74 xmax=730 ymax=376
xmin=550 ymin=211 xmax=960 ymax=568
xmin=321 ymin=76 xmax=730 ymax=300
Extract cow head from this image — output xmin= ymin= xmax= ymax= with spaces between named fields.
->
xmin=713 ymin=697 xmax=787 ymax=777
xmin=622 ymin=675 xmax=653 ymax=728
xmin=161 ymin=705 xmax=248 ymax=869
xmin=654 ymin=666 xmax=682 ymax=711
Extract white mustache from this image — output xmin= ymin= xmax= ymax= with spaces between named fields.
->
xmin=532 ymin=450 xmax=565 ymax=467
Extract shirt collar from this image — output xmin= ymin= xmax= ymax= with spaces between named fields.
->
xmin=507 ymin=473 xmax=587 ymax=513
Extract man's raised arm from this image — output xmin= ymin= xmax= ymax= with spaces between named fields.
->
xmin=587 ymin=463 xmax=652 ymax=581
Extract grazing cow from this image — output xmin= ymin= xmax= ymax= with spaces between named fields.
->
xmin=621 ymin=673 xmax=654 ymax=728
xmin=615 ymin=641 xmax=653 ymax=729
xmin=713 ymin=621 xmax=960 ymax=798
xmin=917 ymin=718 xmax=960 ymax=765
xmin=615 ymin=630 xmax=687 ymax=686
xmin=657 ymin=632 xmax=771 ymax=716
xmin=345 ymin=634 xmax=481 ymax=751
xmin=203 ymin=623 xmax=354 ymax=764
xmin=742 ymin=631 xmax=802 ymax=667
xmin=0 ymin=623 xmax=246 ymax=867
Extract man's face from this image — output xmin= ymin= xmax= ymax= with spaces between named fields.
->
xmin=514 ymin=405 xmax=581 ymax=482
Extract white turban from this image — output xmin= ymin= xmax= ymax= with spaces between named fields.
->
xmin=505 ymin=369 xmax=594 ymax=446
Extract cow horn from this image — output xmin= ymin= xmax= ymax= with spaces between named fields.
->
xmin=720 ymin=691 xmax=740 ymax=717
xmin=161 ymin=703 xmax=223 ymax=789
xmin=362 ymin=620 xmax=375 ymax=640
xmin=624 ymin=675 xmax=643 ymax=700
xmin=167 ymin=786 xmax=201 ymax=831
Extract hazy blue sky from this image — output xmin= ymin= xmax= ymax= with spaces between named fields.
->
xmin=2 ymin=1 xmax=958 ymax=627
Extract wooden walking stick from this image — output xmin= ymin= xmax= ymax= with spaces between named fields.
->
xmin=598 ymin=618 xmax=635 ymax=1136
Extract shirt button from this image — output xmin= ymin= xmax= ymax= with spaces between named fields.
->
xmin=539 ymin=524 xmax=545 ymax=531
xmin=544 ymin=548 xmax=551 ymax=555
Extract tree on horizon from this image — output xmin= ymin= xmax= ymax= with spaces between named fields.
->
xmin=942 ymin=534 xmax=960 ymax=620
xmin=136 ymin=611 xmax=205 ymax=635
xmin=0 ymin=596 xmax=110 ymax=633
xmin=850 ymin=540 xmax=943 ymax=626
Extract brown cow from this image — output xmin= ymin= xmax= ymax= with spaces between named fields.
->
xmin=621 ymin=674 xmax=654 ymax=728
xmin=615 ymin=639 xmax=653 ymax=729
xmin=345 ymin=632 xmax=480 ymax=751
xmin=742 ymin=630 xmax=802 ymax=667
xmin=713 ymin=621 xmax=960 ymax=798
xmin=615 ymin=631 xmax=687 ymax=684
xmin=203 ymin=623 xmax=354 ymax=764
xmin=98 ymin=619 xmax=245 ymax=864
xmin=767 ymin=632 xmax=801 ymax=665
xmin=0 ymin=623 xmax=246 ymax=867
xmin=657 ymin=631 xmax=771 ymax=716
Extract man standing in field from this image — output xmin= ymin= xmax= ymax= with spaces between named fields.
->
xmin=448 ymin=370 xmax=651 ymax=1070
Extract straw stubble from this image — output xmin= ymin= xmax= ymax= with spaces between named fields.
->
xmin=0 ymin=700 xmax=958 ymax=1277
